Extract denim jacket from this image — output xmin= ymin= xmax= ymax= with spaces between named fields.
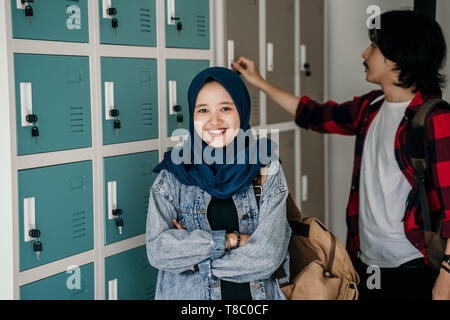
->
xmin=146 ymin=160 xmax=291 ymax=300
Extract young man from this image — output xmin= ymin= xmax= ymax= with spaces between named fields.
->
xmin=232 ymin=10 xmax=450 ymax=300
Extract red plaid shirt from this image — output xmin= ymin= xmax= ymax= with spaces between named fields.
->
xmin=295 ymin=90 xmax=450 ymax=265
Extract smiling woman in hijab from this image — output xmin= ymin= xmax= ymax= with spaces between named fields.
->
xmin=146 ymin=67 xmax=291 ymax=300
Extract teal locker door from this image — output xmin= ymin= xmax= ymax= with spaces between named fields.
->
xmin=101 ymin=57 xmax=158 ymax=145
xmin=105 ymin=246 xmax=158 ymax=300
xmin=99 ymin=0 xmax=156 ymax=47
xmin=166 ymin=59 xmax=210 ymax=137
xmin=11 ymin=0 xmax=89 ymax=43
xmin=165 ymin=0 xmax=210 ymax=49
xmin=14 ymin=54 xmax=92 ymax=156
xmin=20 ymin=263 xmax=94 ymax=300
xmin=18 ymin=161 xmax=94 ymax=271
xmin=103 ymin=151 xmax=158 ymax=245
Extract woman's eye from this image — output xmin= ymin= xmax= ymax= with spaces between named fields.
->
xmin=221 ymin=106 xmax=232 ymax=112
xmin=197 ymin=108 xmax=208 ymax=113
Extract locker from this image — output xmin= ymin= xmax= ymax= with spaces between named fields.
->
xmin=20 ymin=263 xmax=94 ymax=300
xmin=105 ymin=246 xmax=158 ymax=300
xmin=11 ymin=0 xmax=89 ymax=43
xmin=299 ymin=0 xmax=325 ymax=221
xmin=277 ymin=131 xmax=296 ymax=197
xmin=166 ymin=59 xmax=210 ymax=137
xmin=101 ymin=57 xmax=158 ymax=145
xmin=225 ymin=0 xmax=260 ymax=126
xmin=14 ymin=53 xmax=92 ymax=156
xmin=103 ymin=151 xmax=159 ymax=245
xmin=266 ymin=0 xmax=296 ymax=124
xmin=165 ymin=0 xmax=210 ymax=49
xmin=18 ymin=161 xmax=94 ymax=271
xmin=99 ymin=0 xmax=156 ymax=47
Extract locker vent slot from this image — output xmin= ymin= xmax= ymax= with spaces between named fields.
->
xmin=73 ymin=210 xmax=87 ymax=240
xmin=196 ymin=15 xmax=207 ymax=38
xmin=142 ymin=103 xmax=153 ymax=127
xmin=70 ymin=106 xmax=85 ymax=134
xmin=250 ymin=95 xmax=259 ymax=126
xmin=139 ymin=8 xmax=152 ymax=33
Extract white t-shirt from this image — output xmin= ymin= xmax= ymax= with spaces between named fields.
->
xmin=359 ymin=97 xmax=423 ymax=267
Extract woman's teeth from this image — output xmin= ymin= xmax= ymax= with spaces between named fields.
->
xmin=208 ymin=129 xmax=226 ymax=135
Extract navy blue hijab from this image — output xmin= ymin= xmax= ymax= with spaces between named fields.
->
xmin=154 ymin=67 xmax=277 ymax=199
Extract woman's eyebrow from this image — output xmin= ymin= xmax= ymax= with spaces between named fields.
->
xmin=195 ymin=102 xmax=234 ymax=108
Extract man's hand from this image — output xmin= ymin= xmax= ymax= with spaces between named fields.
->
xmin=432 ymin=262 xmax=450 ymax=300
xmin=232 ymin=56 xmax=266 ymax=89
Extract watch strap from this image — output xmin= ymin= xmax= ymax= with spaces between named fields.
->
xmin=443 ymin=254 xmax=450 ymax=265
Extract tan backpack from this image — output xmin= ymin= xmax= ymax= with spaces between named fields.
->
xmin=253 ymin=174 xmax=360 ymax=300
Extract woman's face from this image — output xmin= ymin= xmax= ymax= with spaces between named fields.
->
xmin=193 ymin=81 xmax=241 ymax=148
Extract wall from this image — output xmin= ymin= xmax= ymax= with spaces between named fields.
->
xmin=437 ymin=0 xmax=450 ymax=101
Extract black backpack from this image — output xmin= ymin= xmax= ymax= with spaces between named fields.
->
xmin=406 ymin=97 xmax=450 ymax=269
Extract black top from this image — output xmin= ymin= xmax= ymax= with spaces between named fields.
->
xmin=207 ymin=197 xmax=252 ymax=300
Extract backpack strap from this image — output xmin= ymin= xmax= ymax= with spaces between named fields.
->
xmin=252 ymin=170 xmax=290 ymax=287
xmin=406 ymin=98 xmax=449 ymax=232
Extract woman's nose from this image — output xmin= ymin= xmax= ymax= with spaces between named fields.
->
xmin=362 ymin=46 xmax=370 ymax=59
xmin=209 ymin=111 xmax=223 ymax=125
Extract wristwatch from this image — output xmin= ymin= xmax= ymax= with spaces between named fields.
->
xmin=443 ymin=254 xmax=450 ymax=266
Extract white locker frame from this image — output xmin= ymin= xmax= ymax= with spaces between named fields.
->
xmin=0 ymin=0 xmax=215 ymax=300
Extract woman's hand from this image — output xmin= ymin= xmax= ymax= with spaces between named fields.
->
xmin=173 ymin=218 xmax=184 ymax=230
xmin=232 ymin=56 xmax=266 ymax=89
xmin=226 ymin=232 xmax=250 ymax=249
xmin=173 ymin=219 xmax=250 ymax=248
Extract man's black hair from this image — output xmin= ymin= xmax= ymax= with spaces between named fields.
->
xmin=369 ymin=10 xmax=447 ymax=96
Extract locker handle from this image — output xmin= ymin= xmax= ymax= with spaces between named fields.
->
xmin=20 ymin=82 xmax=33 ymax=127
xmin=24 ymin=197 xmax=36 ymax=242
xmin=107 ymin=181 xmax=117 ymax=220
xmin=300 ymin=44 xmax=307 ymax=71
xmin=267 ymin=43 xmax=274 ymax=72
xmin=108 ymin=279 xmax=118 ymax=300
xmin=102 ymin=0 xmax=113 ymax=19
xmin=104 ymin=82 xmax=115 ymax=120
xmin=227 ymin=40 xmax=235 ymax=70
xmin=167 ymin=0 xmax=176 ymax=25
xmin=168 ymin=81 xmax=178 ymax=115
xmin=302 ymin=175 xmax=308 ymax=202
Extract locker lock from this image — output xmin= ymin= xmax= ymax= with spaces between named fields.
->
xmin=26 ymin=114 xmax=38 ymax=124
xmin=303 ymin=62 xmax=312 ymax=77
xmin=107 ymin=7 xmax=118 ymax=32
xmin=107 ymin=7 xmax=117 ymax=16
xmin=115 ymin=217 xmax=124 ymax=235
xmin=26 ymin=114 xmax=39 ymax=144
xmin=173 ymin=105 xmax=182 ymax=113
xmin=109 ymin=109 xmax=121 ymax=136
xmin=22 ymin=0 xmax=34 ymax=22
xmin=29 ymin=228 xmax=42 ymax=261
xmin=112 ymin=209 xmax=123 ymax=234
xmin=112 ymin=208 xmax=123 ymax=217
xmin=109 ymin=109 xmax=120 ymax=117
xmin=171 ymin=17 xmax=182 ymax=32
xmin=173 ymin=105 xmax=183 ymax=127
